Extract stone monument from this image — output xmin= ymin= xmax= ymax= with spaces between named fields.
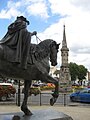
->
xmin=59 ymin=25 xmax=71 ymax=92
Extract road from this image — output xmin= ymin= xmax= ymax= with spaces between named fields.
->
xmin=18 ymin=92 xmax=90 ymax=107
xmin=0 ymin=91 xmax=90 ymax=108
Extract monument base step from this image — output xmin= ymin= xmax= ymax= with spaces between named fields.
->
xmin=0 ymin=108 xmax=73 ymax=120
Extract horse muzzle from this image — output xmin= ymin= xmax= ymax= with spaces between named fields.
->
xmin=51 ymin=62 xmax=57 ymax=66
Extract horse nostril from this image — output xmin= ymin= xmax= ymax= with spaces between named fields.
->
xmin=55 ymin=62 xmax=57 ymax=65
xmin=51 ymin=62 xmax=57 ymax=66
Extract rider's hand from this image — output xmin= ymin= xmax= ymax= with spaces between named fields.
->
xmin=33 ymin=31 xmax=37 ymax=35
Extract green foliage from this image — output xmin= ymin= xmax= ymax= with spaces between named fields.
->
xmin=78 ymin=65 xmax=87 ymax=80
xmin=29 ymin=87 xmax=41 ymax=96
xmin=69 ymin=62 xmax=79 ymax=81
xmin=0 ymin=85 xmax=16 ymax=96
xmin=40 ymin=86 xmax=55 ymax=91
xmin=69 ymin=62 xmax=87 ymax=81
xmin=22 ymin=87 xmax=41 ymax=96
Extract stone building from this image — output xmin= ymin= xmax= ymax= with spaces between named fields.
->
xmin=59 ymin=25 xmax=71 ymax=87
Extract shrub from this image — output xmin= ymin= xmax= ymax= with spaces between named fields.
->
xmin=22 ymin=87 xmax=41 ymax=96
xmin=0 ymin=85 xmax=16 ymax=97
xmin=40 ymin=85 xmax=55 ymax=91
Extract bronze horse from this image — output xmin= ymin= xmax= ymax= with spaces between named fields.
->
xmin=0 ymin=39 xmax=60 ymax=115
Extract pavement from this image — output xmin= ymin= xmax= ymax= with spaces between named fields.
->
xmin=0 ymin=105 xmax=90 ymax=120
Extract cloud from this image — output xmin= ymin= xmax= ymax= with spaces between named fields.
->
xmin=71 ymin=0 xmax=90 ymax=12
xmin=37 ymin=0 xmax=90 ymax=70
xmin=0 ymin=0 xmax=49 ymax=20
xmin=0 ymin=0 xmax=90 ymax=70
xmin=0 ymin=8 xmax=22 ymax=19
xmin=26 ymin=1 xmax=49 ymax=19
xmin=0 ymin=1 xmax=22 ymax=19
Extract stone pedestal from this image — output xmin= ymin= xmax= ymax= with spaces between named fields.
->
xmin=0 ymin=109 xmax=73 ymax=120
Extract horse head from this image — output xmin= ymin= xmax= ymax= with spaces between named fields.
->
xmin=50 ymin=41 xmax=60 ymax=66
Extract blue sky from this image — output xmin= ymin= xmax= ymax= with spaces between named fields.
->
xmin=0 ymin=0 xmax=61 ymax=38
xmin=0 ymin=0 xmax=90 ymax=71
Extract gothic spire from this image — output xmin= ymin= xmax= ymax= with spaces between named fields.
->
xmin=62 ymin=24 xmax=67 ymax=47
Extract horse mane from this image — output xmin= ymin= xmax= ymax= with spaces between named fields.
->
xmin=30 ymin=39 xmax=54 ymax=61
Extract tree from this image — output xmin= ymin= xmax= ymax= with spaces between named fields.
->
xmin=77 ymin=65 xmax=87 ymax=80
xmin=69 ymin=62 xmax=79 ymax=82
xmin=69 ymin=62 xmax=87 ymax=83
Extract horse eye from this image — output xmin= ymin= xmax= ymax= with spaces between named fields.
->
xmin=56 ymin=46 xmax=59 ymax=49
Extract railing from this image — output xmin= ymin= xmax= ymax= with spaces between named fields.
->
xmin=0 ymin=92 xmax=90 ymax=107
xmin=15 ymin=92 xmax=72 ymax=106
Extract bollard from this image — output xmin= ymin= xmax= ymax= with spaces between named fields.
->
xmin=40 ymin=92 xmax=42 ymax=106
xmin=63 ymin=93 xmax=66 ymax=106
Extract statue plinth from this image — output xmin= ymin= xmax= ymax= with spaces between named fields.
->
xmin=0 ymin=109 xmax=73 ymax=120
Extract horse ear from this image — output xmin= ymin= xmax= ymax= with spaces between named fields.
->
xmin=58 ymin=43 xmax=60 ymax=46
xmin=57 ymin=43 xmax=60 ymax=49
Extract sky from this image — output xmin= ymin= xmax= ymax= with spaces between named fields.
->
xmin=0 ymin=0 xmax=90 ymax=71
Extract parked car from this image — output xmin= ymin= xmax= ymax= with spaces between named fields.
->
xmin=0 ymin=83 xmax=16 ymax=101
xmin=32 ymin=82 xmax=47 ymax=87
xmin=70 ymin=88 xmax=90 ymax=103
xmin=32 ymin=83 xmax=40 ymax=87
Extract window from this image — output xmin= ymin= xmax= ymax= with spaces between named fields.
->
xmin=80 ymin=90 xmax=88 ymax=93
xmin=88 ymin=90 xmax=90 ymax=93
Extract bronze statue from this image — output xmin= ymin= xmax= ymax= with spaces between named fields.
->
xmin=0 ymin=16 xmax=37 ymax=69
xmin=0 ymin=17 xmax=60 ymax=115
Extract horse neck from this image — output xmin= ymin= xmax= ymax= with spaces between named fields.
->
xmin=0 ymin=45 xmax=3 ymax=58
xmin=36 ymin=40 xmax=51 ymax=60
xmin=37 ymin=39 xmax=53 ymax=53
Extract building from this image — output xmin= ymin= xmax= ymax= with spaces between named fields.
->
xmin=59 ymin=25 xmax=71 ymax=87
xmin=49 ymin=66 xmax=57 ymax=77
